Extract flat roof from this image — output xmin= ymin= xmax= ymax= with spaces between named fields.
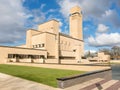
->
xmin=38 ymin=19 xmax=59 ymax=25
xmin=31 ymin=31 xmax=83 ymax=42
xmin=32 ymin=31 xmax=56 ymax=36
xmin=59 ymin=33 xmax=84 ymax=42
xmin=0 ymin=45 xmax=47 ymax=51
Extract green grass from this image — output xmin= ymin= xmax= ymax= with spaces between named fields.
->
xmin=110 ymin=62 xmax=120 ymax=65
xmin=0 ymin=64 xmax=85 ymax=87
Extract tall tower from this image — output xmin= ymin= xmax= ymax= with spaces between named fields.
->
xmin=69 ymin=6 xmax=83 ymax=40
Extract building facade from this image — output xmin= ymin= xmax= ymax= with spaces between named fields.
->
xmin=0 ymin=6 xmax=84 ymax=64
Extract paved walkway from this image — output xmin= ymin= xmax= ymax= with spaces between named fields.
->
xmin=65 ymin=78 xmax=120 ymax=90
xmin=0 ymin=73 xmax=60 ymax=90
xmin=1 ymin=63 xmax=120 ymax=90
xmin=6 ymin=62 xmax=110 ymax=72
xmin=0 ymin=72 xmax=120 ymax=90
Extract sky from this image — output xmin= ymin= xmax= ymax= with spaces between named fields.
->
xmin=0 ymin=0 xmax=120 ymax=52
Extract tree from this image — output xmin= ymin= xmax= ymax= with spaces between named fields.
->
xmin=84 ymin=51 xmax=97 ymax=58
xmin=99 ymin=46 xmax=120 ymax=60
xmin=99 ymin=48 xmax=111 ymax=55
xmin=111 ymin=46 xmax=120 ymax=59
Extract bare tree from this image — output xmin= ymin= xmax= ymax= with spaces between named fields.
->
xmin=99 ymin=46 xmax=120 ymax=60
xmin=111 ymin=46 xmax=120 ymax=59
xmin=99 ymin=48 xmax=111 ymax=55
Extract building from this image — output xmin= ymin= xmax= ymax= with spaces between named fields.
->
xmin=0 ymin=6 xmax=84 ymax=64
xmin=89 ymin=52 xmax=110 ymax=62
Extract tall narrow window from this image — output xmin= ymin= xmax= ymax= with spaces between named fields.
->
xmin=38 ymin=44 xmax=41 ymax=47
xmin=42 ymin=44 xmax=44 ymax=47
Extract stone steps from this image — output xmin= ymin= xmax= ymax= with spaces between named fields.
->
xmin=65 ymin=78 xmax=120 ymax=90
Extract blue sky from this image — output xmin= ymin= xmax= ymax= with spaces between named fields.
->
xmin=0 ymin=0 xmax=120 ymax=52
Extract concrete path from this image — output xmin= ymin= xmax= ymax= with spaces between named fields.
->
xmin=6 ymin=62 xmax=110 ymax=72
xmin=0 ymin=73 xmax=60 ymax=90
xmin=65 ymin=78 xmax=120 ymax=90
xmin=0 ymin=72 xmax=120 ymax=90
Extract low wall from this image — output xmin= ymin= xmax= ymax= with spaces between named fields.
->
xmin=57 ymin=69 xmax=112 ymax=89
xmin=45 ymin=59 xmax=58 ymax=63
xmin=60 ymin=59 xmax=77 ymax=64
xmin=0 ymin=46 xmax=47 ymax=64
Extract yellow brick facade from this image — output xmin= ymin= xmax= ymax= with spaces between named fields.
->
xmin=0 ymin=6 xmax=84 ymax=64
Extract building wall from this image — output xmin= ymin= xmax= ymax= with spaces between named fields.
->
xmin=60 ymin=34 xmax=84 ymax=61
xmin=0 ymin=6 xmax=84 ymax=64
xmin=0 ymin=46 xmax=47 ymax=64
xmin=32 ymin=33 xmax=46 ymax=50
xmin=31 ymin=32 xmax=57 ymax=57
xmin=45 ymin=33 xmax=56 ymax=56
xmin=70 ymin=6 xmax=83 ymax=40
xmin=38 ymin=20 xmax=59 ymax=61
xmin=89 ymin=52 xmax=110 ymax=62
xmin=26 ymin=29 xmax=42 ymax=48
xmin=98 ymin=52 xmax=110 ymax=61
xmin=38 ymin=20 xmax=59 ymax=34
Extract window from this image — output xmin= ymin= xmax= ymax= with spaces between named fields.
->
xmin=8 ymin=54 xmax=13 ymax=58
xmin=33 ymin=45 xmax=35 ymax=48
xmin=68 ymin=42 xmax=70 ymax=46
xmin=60 ymin=40 xmax=63 ymax=44
xmin=32 ymin=43 xmax=45 ymax=48
xmin=42 ymin=44 xmax=44 ymax=47
xmin=73 ymin=49 xmax=76 ymax=52
xmin=65 ymin=41 xmax=67 ymax=45
xmin=38 ymin=44 xmax=41 ymax=47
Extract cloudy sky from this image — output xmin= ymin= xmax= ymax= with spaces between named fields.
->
xmin=0 ymin=0 xmax=120 ymax=51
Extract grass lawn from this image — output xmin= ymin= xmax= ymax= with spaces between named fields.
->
xmin=0 ymin=64 xmax=85 ymax=87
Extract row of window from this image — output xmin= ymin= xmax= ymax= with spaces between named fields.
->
xmin=33 ymin=43 xmax=45 ymax=48
xmin=60 ymin=41 xmax=71 ymax=46
xmin=8 ymin=54 xmax=45 ymax=59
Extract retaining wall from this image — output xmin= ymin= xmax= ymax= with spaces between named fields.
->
xmin=57 ymin=69 xmax=112 ymax=89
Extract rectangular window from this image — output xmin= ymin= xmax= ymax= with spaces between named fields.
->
xmin=33 ymin=45 xmax=34 ymax=48
xmin=42 ymin=44 xmax=44 ymax=47
xmin=68 ymin=42 xmax=70 ymax=46
xmin=65 ymin=41 xmax=67 ymax=45
xmin=60 ymin=40 xmax=63 ymax=44
xmin=8 ymin=54 xmax=13 ymax=58
xmin=38 ymin=44 xmax=41 ymax=47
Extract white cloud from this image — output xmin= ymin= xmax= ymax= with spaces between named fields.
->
xmin=101 ymin=9 xmax=120 ymax=28
xmin=29 ymin=5 xmax=57 ymax=29
xmin=0 ymin=0 xmax=29 ymax=44
xmin=58 ymin=0 xmax=120 ymax=48
xmin=0 ymin=0 xmax=50 ymax=45
xmin=40 ymin=4 xmax=46 ymax=10
xmin=0 ymin=0 xmax=49 ymax=45
xmin=58 ymin=0 xmax=79 ymax=18
xmin=85 ymin=50 xmax=96 ymax=53
xmin=58 ymin=0 xmax=111 ymax=19
xmin=57 ymin=0 xmax=120 ymax=29
xmin=31 ymin=9 xmax=46 ymax=23
xmin=88 ymin=33 xmax=120 ymax=47
xmin=97 ymin=24 xmax=109 ymax=33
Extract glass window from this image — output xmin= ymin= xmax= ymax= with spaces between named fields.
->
xmin=8 ymin=54 xmax=13 ymax=58
xmin=36 ymin=45 xmax=37 ymax=48
xmin=33 ymin=45 xmax=34 ymax=48
xmin=38 ymin=44 xmax=41 ymax=47
xmin=42 ymin=44 xmax=44 ymax=47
